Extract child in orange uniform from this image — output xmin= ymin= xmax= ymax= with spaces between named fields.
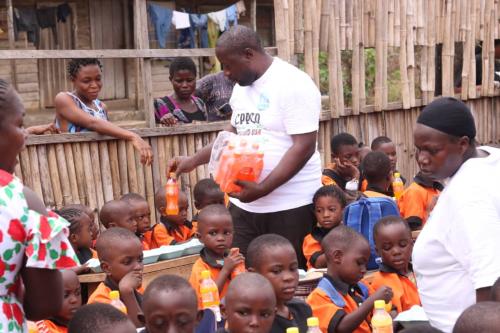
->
xmin=99 ymin=200 xmax=137 ymax=233
xmin=398 ymin=172 xmax=443 ymax=230
xmin=303 ymin=185 xmax=347 ymax=269
xmin=31 ymin=270 xmax=81 ymax=333
xmin=365 ymin=216 xmax=420 ymax=313
xmin=247 ymin=234 xmax=312 ymax=333
xmin=306 ymin=225 xmax=393 ymax=333
xmin=121 ymin=193 xmax=152 ymax=250
xmin=361 ymin=151 xmax=393 ymax=198
xmin=220 ymin=273 xmax=277 ymax=333
xmin=143 ymin=188 xmax=194 ymax=248
xmin=88 ymin=228 xmax=144 ymax=328
xmin=189 ymin=204 xmax=245 ymax=307
xmin=193 ymin=178 xmax=225 ymax=225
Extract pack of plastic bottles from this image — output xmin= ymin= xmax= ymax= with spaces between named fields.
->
xmin=209 ymin=132 xmax=264 ymax=193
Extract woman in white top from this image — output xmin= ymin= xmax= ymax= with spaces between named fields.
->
xmin=54 ymin=58 xmax=153 ymax=165
xmin=412 ymin=97 xmax=500 ymax=332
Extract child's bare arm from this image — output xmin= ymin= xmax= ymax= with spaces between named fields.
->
xmin=119 ymin=271 xmax=143 ymax=327
xmin=335 ymin=286 xmax=393 ymax=333
xmin=215 ymin=251 xmax=244 ymax=292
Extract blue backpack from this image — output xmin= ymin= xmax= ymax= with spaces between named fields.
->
xmin=343 ymin=197 xmax=400 ymax=270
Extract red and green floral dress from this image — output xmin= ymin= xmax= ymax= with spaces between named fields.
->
xmin=0 ymin=170 xmax=78 ymax=332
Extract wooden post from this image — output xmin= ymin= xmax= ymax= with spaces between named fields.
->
xmin=134 ymin=0 xmax=155 ymax=128
xmin=274 ymin=0 xmax=289 ymax=61
xmin=6 ymin=0 xmax=17 ymax=89
xmin=293 ymin=0 xmax=304 ymax=53
xmin=250 ymin=0 xmax=257 ymax=31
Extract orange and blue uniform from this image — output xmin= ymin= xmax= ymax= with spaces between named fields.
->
xmin=189 ymin=248 xmax=245 ymax=308
xmin=398 ymin=172 xmax=443 ymax=230
xmin=302 ymin=226 xmax=332 ymax=270
xmin=307 ymin=275 xmax=373 ymax=333
xmin=364 ymin=263 xmax=420 ymax=313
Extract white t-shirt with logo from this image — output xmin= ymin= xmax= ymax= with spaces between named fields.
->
xmin=228 ymin=57 xmax=322 ymax=213
xmin=412 ymin=146 xmax=500 ymax=332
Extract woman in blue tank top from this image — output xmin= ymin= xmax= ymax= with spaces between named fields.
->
xmin=54 ymin=58 xmax=152 ymax=165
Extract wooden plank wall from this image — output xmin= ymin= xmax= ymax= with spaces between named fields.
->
xmin=16 ymin=97 xmax=499 ymax=221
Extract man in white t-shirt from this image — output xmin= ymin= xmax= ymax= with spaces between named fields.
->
xmin=169 ymin=25 xmax=321 ymax=267
xmin=412 ymin=97 xmax=500 ymax=332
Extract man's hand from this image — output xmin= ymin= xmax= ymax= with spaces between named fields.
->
xmin=167 ymin=156 xmax=196 ymax=176
xmin=229 ymin=180 xmax=268 ymax=203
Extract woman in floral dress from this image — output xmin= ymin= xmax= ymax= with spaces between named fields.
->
xmin=0 ymin=79 xmax=78 ymax=332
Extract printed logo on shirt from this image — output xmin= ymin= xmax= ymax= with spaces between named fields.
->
xmin=257 ymin=94 xmax=270 ymax=111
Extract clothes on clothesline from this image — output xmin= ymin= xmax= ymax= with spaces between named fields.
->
xmin=13 ymin=4 xmax=72 ymax=47
xmin=172 ymin=10 xmax=190 ymax=29
xmin=148 ymin=3 xmax=173 ymax=49
xmin=146 ymin=0 xmax=246 ymax=49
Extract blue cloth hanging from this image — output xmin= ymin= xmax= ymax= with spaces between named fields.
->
xmin=148 ymin=3 xmax=173 ymax=48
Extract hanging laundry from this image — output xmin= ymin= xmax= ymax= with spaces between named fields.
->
xmin=37 ymin=7 xmax=58 ymax=43
xmin=147 ymin=3 xmax=173 ymax=48
xmin=178 ymin=27 xmax=195 ymax=48
xmin=190 ymin=14 xmax=208 ymax=48
xmin=56 ymin=3 xmax=72 ymax=23
xmin=236 ymin=0 xmax=246 ymax=16
xmin=14 ymin=7 xmax=39 ymax=46
xmin=225 ymin=4 xmax=238 ymax=29
xmin=207 ymin=19 xmax=221 ymax=73
xmin=172 ymin=11 xmax=190 ymax=30
xmin=208 ymin=9 xmax=227 ymax=32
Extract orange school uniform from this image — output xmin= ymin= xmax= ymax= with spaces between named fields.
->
xmin=87 ymin=277 xmax=144 ymax=306
xmin=321 ymin=163 xmax=348 ymax=188
xmin=189 ymin=248 xmax=245 ymax=308
xmin=142 ymin=218 xmax=195 ymax=249
xmin=364 ymin=263 xmax=420 ymax=313
xmin=302 ymin=226 xmax=332 ymax=270
xmin=307 ymin=275 xmax=373 ymax=333
xmin=30 ymin=320 xmax=67 ymax=333
xmin=398 ymin=173 xmax=443 ymax=228
xmin=363 ymin=185 xmax=392 ymax=199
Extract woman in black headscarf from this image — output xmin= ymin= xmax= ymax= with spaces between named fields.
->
xmin=411 ymin=97 xmax=500 ymax=332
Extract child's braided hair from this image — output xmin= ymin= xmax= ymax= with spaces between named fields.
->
xmin=55 ymin=207 xmax=87 ymax=235
xmin=67 ymin=58 xmax=103 ymax=80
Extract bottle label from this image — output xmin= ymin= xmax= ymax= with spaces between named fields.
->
xmin=372 ymin=325 xmax=393 ymax=333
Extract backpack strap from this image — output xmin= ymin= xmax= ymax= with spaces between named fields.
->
xmin=344 ymin=199 xmax=366 ymax=234
xmin=365 ymin=199 xmax=383 ymax=253
xmin=317 ymin=277 xmax=346 ymax=307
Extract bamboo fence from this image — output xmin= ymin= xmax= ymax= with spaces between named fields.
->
xmin=11 ymin=0 xmax=500 ymax=219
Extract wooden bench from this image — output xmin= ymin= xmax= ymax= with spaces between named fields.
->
xmin=78 ymin=254 xmax=199 ymax=299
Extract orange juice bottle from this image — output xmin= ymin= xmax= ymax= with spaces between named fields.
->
xmin=392 ymin=172 xmax=404 ymax=201
xmin=225 ymin=151 xmax=242 ymax=193
xmin=229 ymin=248 xmax=245 ymax=276
xmin=215 ymin=143 xmax=235 ymax=187
xmin=371 ymin=300 xmax=393 ymax=333
xmin=165 ymin=173 xmax=179 ymax=215
xmin=109 ymin=291 xmax=127 ymax=314
xmin=200 ymin=270 xmax=222 ymax=321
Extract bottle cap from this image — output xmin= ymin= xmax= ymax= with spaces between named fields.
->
xmin=252 ymin=143 xmax=260 ymax=150
xmin=394 ymin=172 xmax=400 ymax=178
xmin=286 ymin=328 xmax=299 ymax=333
xmin=307 ymin=317 xmax=319 ymax=327
xmin=169 ymin=172 xmax=176 ymax=179
xmin=109 ymin=290 xmax=120 ymax=300
xmin=201 ymin=270 xmax=211 ymax=279
xmin=374 ymin=300 xmax=386 ymax=310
